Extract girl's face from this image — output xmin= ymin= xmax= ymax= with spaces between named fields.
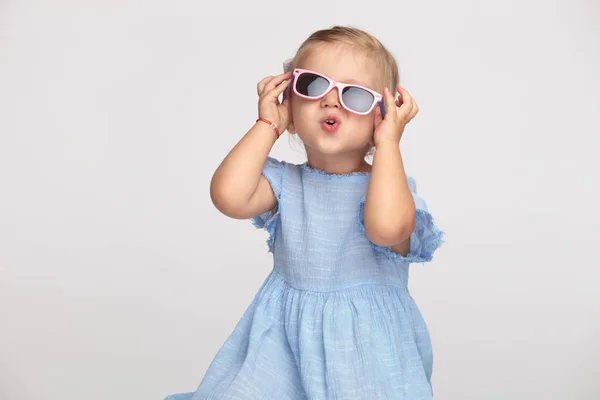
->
xmin=291 ymin=44 xmax=383 ymax=164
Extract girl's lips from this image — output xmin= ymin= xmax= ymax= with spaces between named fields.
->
xmin=321 ymin=115 xmax=341 ymax=124
xmin=321 ymin=120 xmax=340 ymax=133
xmin=320 ymin=115 xmax=341 ymax=133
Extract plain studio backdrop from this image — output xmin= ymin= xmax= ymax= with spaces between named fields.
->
xmin=1 ymin=1 xmax=599 ymax=399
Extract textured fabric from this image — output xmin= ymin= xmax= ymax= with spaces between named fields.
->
xmin=165 ymin=158 xmax=444 ymax=400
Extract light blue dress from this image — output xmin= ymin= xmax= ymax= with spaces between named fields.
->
xmin=165 ymin=157 xmax=444 ymax=400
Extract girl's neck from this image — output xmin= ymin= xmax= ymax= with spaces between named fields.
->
xmin=305 ymin=156 xmax=371 ymax=176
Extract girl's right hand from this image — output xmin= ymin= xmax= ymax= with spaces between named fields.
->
xmin=256 ymin=71 xmax=293 ymax=131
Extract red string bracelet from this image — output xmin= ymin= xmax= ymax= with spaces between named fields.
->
xmin=256 ymin=117 xmax=280 ymax=139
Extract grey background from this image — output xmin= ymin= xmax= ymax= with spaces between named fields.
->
xmin=1 ymin=1 xmax=599 ymax=399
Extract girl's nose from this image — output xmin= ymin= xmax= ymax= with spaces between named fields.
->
xmin=320 ymin=87 xmax=340 ymax=109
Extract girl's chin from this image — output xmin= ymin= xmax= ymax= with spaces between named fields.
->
xmin=302 ymin=139 xmax=370 ymax=157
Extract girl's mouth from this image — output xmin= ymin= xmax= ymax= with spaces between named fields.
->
xmin=321 ymin=116 xmax=340 ymax=133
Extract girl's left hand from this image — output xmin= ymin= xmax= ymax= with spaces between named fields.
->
xmin=373 ymin=85 xmax=419 ymax=147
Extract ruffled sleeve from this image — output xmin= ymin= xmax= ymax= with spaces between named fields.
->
xmin=358 ymin=176 xmax=444 ymax=264
xmin=251 ymin=157 xmax=286 ymax=252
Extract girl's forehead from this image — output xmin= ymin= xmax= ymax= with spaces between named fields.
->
xmin=298 ymin=44 xmax=381 ymax=90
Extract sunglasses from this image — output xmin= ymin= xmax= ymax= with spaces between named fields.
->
xmin=283 ymin=68 xmax=386 ymax=118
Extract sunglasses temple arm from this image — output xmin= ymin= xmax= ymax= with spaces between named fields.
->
xmin=282 ymin=76 xmax=294 ymax=103
xmin=379 ymin=101 xmax=386 ymax=119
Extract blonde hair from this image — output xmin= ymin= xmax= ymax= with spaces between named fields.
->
xmin=284 ymin=26 xmax=400 ymax=159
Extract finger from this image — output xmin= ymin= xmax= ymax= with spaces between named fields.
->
xmin=257 ymin=72 xmax=290 ymax=96
xmin=406 ymin=106 xmax=418 ymax=123
xmin=262 ymin=71 xmax=293 ymax=97
xmin=398 ymin=86 xmax=412 ymax=107
xmin=260 ymin=76 xmax=280 ymax=96
xmin=396 ymin=86 xmax=414 ymax=119
xmin=257 ymin=76 xmax=274 ymax=96
xmin=401 ymin=88 xmax=419 ymax=122
xmin=395 ymin=92 xmax=403 ymax=107
xmin=405 ymin=88 xmax=418 ymax=120
xmin=266 ymin=78 xmax=291 ymax=100
xmin=409 ymin=98 xmax=419 ymax=120
xmin=395 ymin=84 xmax=404 ymax=107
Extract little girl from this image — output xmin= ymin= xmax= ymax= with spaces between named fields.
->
xmin=165 ymin=25 xmax=444 ymax=400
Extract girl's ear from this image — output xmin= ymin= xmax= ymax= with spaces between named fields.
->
xmin=373 ymin=101 xmax=383 ymax=122
xmin=286 ymin=94 xmax=295 ymax=134
xmin=370 ymin=108 xmax=380 ymax=145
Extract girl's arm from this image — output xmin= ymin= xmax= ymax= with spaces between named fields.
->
xmin=210 ymin=71 xmax=292 ymax=220
xmin=364 ymin=141 xmax=416 ymax=249
xmin=210 ymin=122 xmax=278 ymax=220
xmin=363 ymin=86 xmax=420 ymax=251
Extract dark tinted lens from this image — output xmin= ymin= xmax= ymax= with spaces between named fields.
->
xmin=296 ymin=73 xmax=330 ymax=97
xmin=341 ymin=86 xmax=374 ymax=113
